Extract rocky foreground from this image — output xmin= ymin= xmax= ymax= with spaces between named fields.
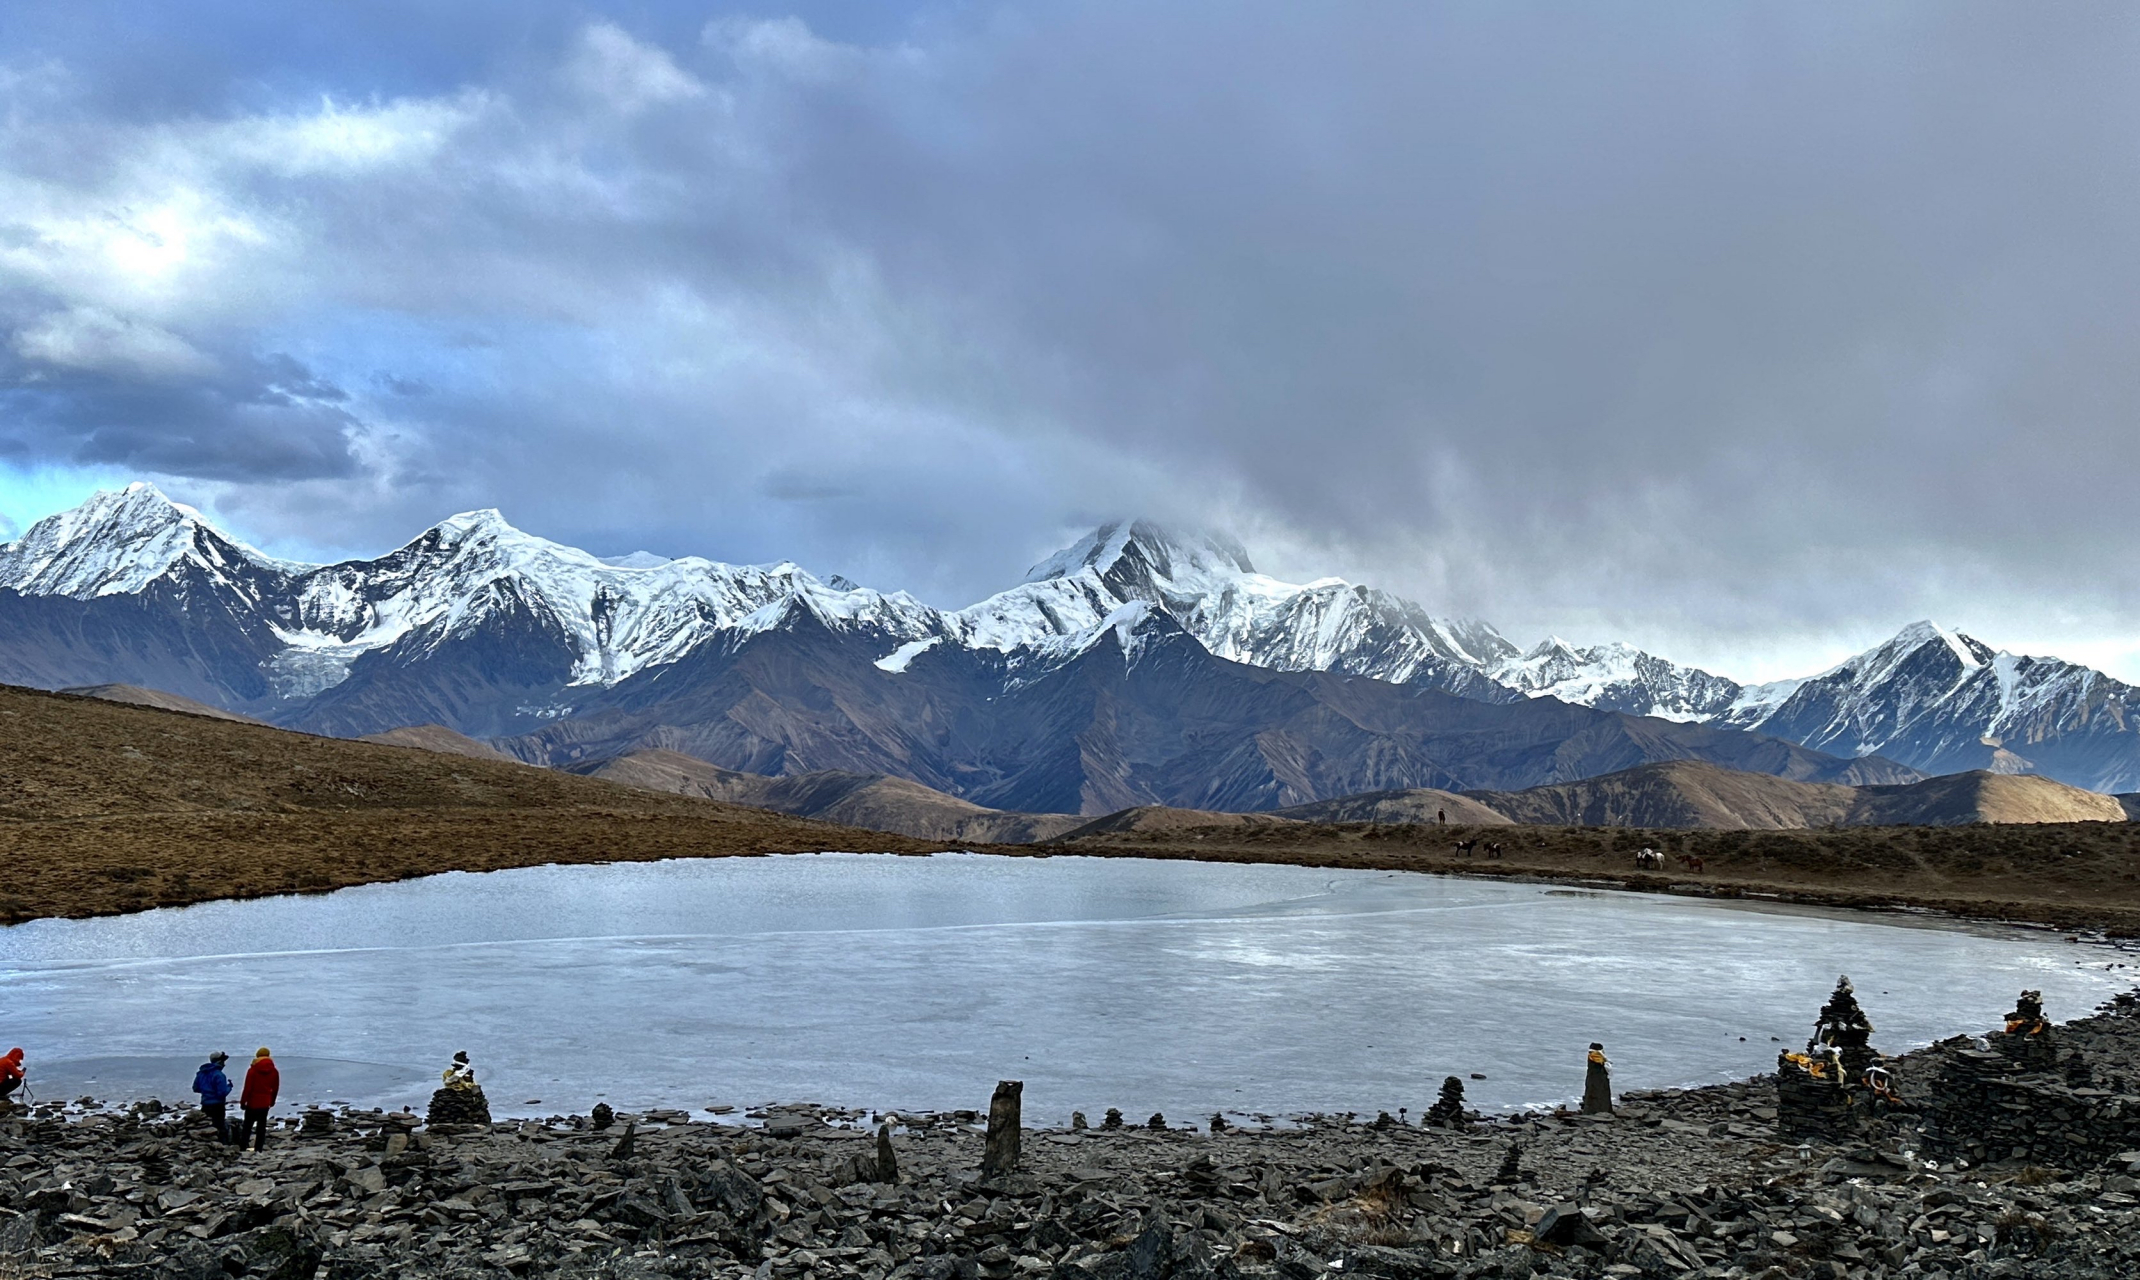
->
xmin=8 ymin=1000 xmax=2140 ymax=1280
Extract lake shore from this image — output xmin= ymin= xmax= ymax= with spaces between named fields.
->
xmin=1022 ymin=820 xmax=2140 ymax=939
xmin=5 ymin=990 xmax=2140 ymax=1279
xmin=10 ymin=806 xmax=2140 ymax=945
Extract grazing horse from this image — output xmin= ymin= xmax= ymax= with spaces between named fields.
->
xmin=1633 ymin=848 xmax=1665 ymax=871
xmin=1485 ymin=841 xmax=1504 ymax=859
xmin=1674 ymin=853 xmax=1707 ymax=873
xmin=1453 ymin=839 xmax=1478 ymax=858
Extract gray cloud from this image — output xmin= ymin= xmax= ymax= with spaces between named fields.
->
xmin=2 ymin=3 xmax=2139 ymax=678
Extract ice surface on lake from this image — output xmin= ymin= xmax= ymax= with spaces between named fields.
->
xmin=0 ymin=853 xmax=2127 ymax=1121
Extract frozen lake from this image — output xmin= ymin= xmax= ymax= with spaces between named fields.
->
xmin=0 ymin=853 xmax=2127 ymax=1122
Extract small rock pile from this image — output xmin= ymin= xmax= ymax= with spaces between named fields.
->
xmin=427 ymin=1086 xmax=493 ymax=1131
xmin=1423 ymin=1077 xmax=1470 ymax=1130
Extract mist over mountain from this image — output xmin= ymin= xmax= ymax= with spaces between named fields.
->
xmin=6 ymin=484 xmax=2138 ymax=811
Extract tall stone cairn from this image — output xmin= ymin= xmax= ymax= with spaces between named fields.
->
xmin=981 ymin=1080 xmax=1022 ymax=1180
xmin=1811 ymin=974 xmax=1879 ymax=1080
xmin=1425 ymin=1076 xmax=1470 ymax=1129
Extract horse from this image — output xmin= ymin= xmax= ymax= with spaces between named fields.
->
xmin=1453 ymin=838 xmax=1478 ymax=858
xmin=1485 ymin=841 xmax=1504 ymax=859
xmin=1633 ymin=848 xmax=1665 ymax=871
xmin=1674 ymin=853 xmax=1706 ymax=873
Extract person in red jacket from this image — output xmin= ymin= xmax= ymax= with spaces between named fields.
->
xmin=0 ymin=1048 xmax=23 ymax=1112
xmin=238 ymin=1047 xmax=279 ymax=1151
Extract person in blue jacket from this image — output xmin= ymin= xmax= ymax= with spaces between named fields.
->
xmin=192 ymin=1051 xmax=233 ymax=1144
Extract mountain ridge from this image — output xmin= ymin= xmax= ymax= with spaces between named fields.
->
xmin=5 ymin=485 xmax=2136 ymax=799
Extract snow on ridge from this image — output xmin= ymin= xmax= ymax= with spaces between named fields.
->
xmin=0 ymin=482 xmax=309 ymax=599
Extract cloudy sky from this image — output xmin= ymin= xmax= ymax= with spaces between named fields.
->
xmin=3 ymin=2 xmax=2138 ymax=681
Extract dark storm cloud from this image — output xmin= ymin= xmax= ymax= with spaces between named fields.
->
xmin=3 ymin=2 xmax=2139 ymax=676
xmin=0 ymin=345 xmax=361 ymax=482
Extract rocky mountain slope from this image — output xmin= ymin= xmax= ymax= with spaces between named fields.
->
xmin=8 ymin=485 xmax=2135 ymax=805
xmin=572 ymin=749 xmax=1083 ymax=843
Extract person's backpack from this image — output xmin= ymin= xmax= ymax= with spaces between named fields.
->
xmin=193 ymin=1065 xmax=214 ymax=1096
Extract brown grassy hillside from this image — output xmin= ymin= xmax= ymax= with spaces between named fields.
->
xmin=0 ymin=686 xmax=940 ymax=923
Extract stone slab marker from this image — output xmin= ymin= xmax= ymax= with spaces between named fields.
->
xmin=876 ymin=1121 xmax=899 ymax=1183
xmin=982 ymin=1080 xmax=1022 ymax=1178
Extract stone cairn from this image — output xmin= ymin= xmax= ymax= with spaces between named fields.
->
xmin=1581 ymin=1044 xmax=1613 ymax=1115
xmin=1776 ymin=974 xmax=1879 ymax=1140
xmin=426 ymin=1085 xmax=492 ymax=1130
xmin=1993 ymin=988 xmax=2058 ymax=1070
xmin=980 ymin=1080 xmax=1021 ymax=1180
xmin=1920 ymin=987 xmax=2140 ymax=1169
xmin=1424 ymin=1075 xmax=1471 ymax=1129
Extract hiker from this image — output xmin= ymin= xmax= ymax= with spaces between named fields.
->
xmin=1581 ymin=1043 xmax=1613 ymax=1114
xmin=0 ymin=1048 xmax=22 ymax=1112
xmin=238 ymin=1047 xmax=279 ymax=1151
xmin=191 ymin=1051 xmax=233 ymax=1143
xmin=442 ymin=1050 xmax=477 ymax=1091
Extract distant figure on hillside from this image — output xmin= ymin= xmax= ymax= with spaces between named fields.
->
xmin=191 ymin=1051 xmax=233 ymax=1144
xmin=1581 ymin=1043 xmax=1612 ymax=1114
xmin=1436 ymin=808 xmax=1446 ymax=826
xmin=0 ymin=1048 xmax=23 ymax=1112
xmin=239 ymin=1048 xmax=279 ymax=1151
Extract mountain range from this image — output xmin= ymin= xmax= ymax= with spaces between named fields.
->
xmin=5 ymin=483 xmax=2139 ymax=810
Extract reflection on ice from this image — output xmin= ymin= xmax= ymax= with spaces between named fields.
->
xmin=0 ymin=853 xmax=2125 ymax=1121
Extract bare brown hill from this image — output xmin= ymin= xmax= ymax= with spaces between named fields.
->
xmin=0 ymin=684 xmax=940 ymax=923
xmin=1845 ymin=770 xmax=2129 ymax=826
xmin=63 ymin=683 xmax=265 ymax=724
xmin=574 ymin=749 xmax=1084 ymax=843
xmin=1468 ymin=760 xmax=1859 ymax=829
xmin=1273 ymin=788 xmax=1513 ymax=826
xmin=360 ymin=723 xmax=518 ymax=761
xmin=1466 ymin=761 xmax=2126 ymax=829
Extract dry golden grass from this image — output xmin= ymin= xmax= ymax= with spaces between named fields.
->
xmin=0 ymin=684 xmax=939 ymax=923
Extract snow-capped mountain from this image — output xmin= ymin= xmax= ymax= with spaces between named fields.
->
xmin=0 ymin=482 xmax=296 ymax=603
xmin=1491 ymin=619 xmax=2140 ymax=792
xmin=942 ymin=520 xmax=1517 ymax=698
xmin=1488 ymin=637 xmax=1742 ymax=722
xmin=2 ymin=484 xmax=2135 ymax=797
xmin=1709 ymin=621 xmax=2140 ymax=792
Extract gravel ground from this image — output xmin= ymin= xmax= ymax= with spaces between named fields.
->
xmin=7 ymin=992 xmax=2140 ymax=1279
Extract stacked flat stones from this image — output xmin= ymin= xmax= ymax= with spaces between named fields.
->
xmin=1777 ymin=974 xmax=1882 ymax=1140
xmin=1918 ymin=988 xmax=2140 ymax=1169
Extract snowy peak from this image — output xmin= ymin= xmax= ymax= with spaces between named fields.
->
xmin=975 ymin=519 xmax=1512 ymax=689
xmin=1490 ymin=636 xmax=1742 ymax=722
xmin=1875 ymin=620 xmax=1993 ymax=673
xmin=0 ymin=483 xmax=297 ymax=599
xmin=1025 ymin=519 xmax=1255 ymax=586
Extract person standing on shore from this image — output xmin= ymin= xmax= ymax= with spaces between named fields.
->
xmin=192 ymin=1051 xmax=233 ymax=1143
xmin=238 ymin=1048 xmax=279 ymax=1151
xmin=1581 ymin=1043 xmax=1612 ymax=1114
xmin=0 ymin=1048 xmax=23 ymax=1112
